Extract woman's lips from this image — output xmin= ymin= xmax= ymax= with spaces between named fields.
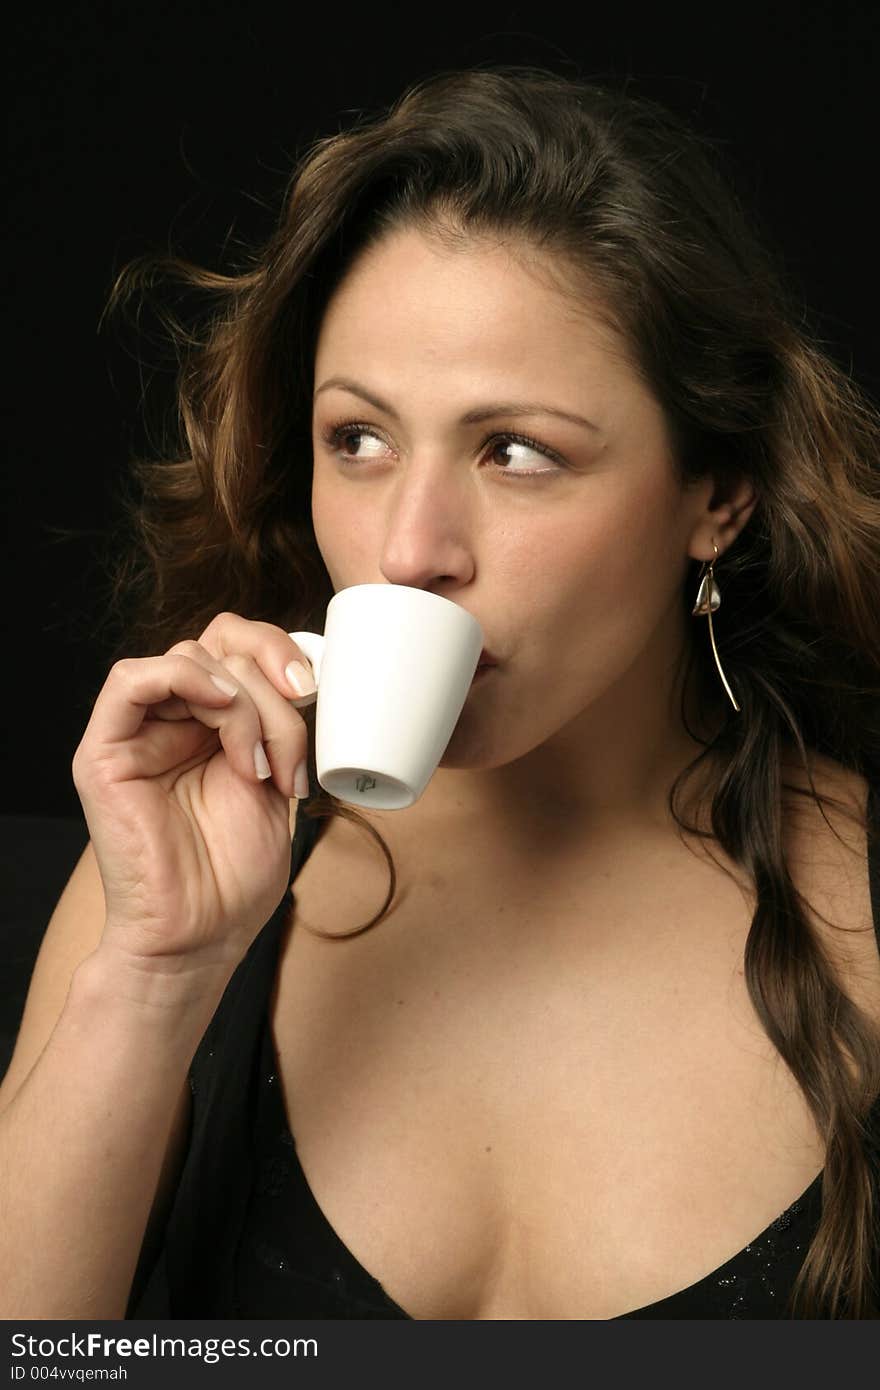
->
xmin=472 ymin=651 xmax=498 ymax=682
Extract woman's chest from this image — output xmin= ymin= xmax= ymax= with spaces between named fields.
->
xmin=267 ymin=826 xmax=827 ymax=1319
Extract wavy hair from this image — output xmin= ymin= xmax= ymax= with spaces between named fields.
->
xmin=98 ymin=65 xmax=880 ymax=1317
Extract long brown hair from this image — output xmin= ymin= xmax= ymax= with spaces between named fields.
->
xmin=98 ymin=65 xmax=880 ymax=1317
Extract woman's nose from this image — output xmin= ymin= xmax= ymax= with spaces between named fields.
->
xmin=378 ymin=461 xmax=476 ymax=591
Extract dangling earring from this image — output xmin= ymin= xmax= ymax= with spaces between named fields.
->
xmin=692 ymin=539 xmax=740 ymax=713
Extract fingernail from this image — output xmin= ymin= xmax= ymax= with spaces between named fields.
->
xmin=210 ymin=673 xmax=238 ymax=697
xmin=285 ymin=660 xmax=316 ymax=698
xmin=293 ymin=760 xmax=310 ymax=800
xmin=254 ymin=741 xmax=272 ymax=781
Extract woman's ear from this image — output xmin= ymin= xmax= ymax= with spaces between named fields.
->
xmin=687 ymin=475 xmax=759 ymax=562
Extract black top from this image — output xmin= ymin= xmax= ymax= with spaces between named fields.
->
xmin=127 ymin=784 xmax=880 ymax=1320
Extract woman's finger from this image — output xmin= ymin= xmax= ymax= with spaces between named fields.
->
xmin=196 ymin=612 xmax=317 ymax=702
xmin=87 ymin=656 xmax=238 ymax=744
xmin=144 ymin=696 xmax=195 ymax=721
xmin=77 ymin=654 xmax=268 ymax=789
xmin=163 ymin=635 xmax=310 ymax=798
xmin=209 ymin=650 xmax=309 ymax=800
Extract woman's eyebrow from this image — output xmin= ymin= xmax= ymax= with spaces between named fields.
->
xmin=314 ymin=375 xmax=602 ymax=434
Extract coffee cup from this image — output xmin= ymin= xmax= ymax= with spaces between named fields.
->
xmin=288 ymin=584 xmax=484 ymax=809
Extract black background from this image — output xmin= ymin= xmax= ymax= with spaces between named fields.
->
xmin=6 ymin=0 xmax=879 ymax=819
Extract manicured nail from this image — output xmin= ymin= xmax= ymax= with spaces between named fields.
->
xmin=285 ymin=660 xmax=316 ymax=698
xmin=210 ymin=673 xmax=238 ymax=697
xmin=254 ymin=741 xmax=272 ymax=780
xmin=293 ymin=760 xmax=310 ymax=800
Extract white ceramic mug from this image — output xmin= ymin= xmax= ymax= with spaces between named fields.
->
xmin=288 ymin=584 xmax=484 ymax=809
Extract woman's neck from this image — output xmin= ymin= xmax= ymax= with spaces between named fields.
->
xmin=376 ymin=638 xmax=726 ymax=855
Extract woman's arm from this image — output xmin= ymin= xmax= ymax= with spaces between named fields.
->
xmin=0 ymin=953 xmax=208 ymax=1319
xmin=0 ymin=618 xmax=311 ymax=1318
xmin=0 ymin=844 xmax=214 ymax=1320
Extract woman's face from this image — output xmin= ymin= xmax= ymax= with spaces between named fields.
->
xmin=310 ymin=225 xmax=716 ymax=779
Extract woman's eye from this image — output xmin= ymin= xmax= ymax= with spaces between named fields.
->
xmin=487 ymin=437 xmax=560 ymax=476
xmin=321 ymin=423 xmax=563 ymax=478
xmin=331 ymin=426 xmax=388 ymax=461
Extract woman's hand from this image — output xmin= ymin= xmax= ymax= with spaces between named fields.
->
xmin=72 ymin=612 xmax=314 ymax=987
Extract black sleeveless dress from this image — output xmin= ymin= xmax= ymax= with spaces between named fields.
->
xmin=127 ymin=785 xmax=880 ymax=1319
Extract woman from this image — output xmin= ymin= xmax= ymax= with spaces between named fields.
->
xmin=1 ymin=65 xmax=878 ymax=1321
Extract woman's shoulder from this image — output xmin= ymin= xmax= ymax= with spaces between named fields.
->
xmin=782 ymin=749 xmax=879 ymax=1025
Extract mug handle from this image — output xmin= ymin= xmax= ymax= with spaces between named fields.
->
xmin=286 ymin=631 xmax=324 ymax=708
